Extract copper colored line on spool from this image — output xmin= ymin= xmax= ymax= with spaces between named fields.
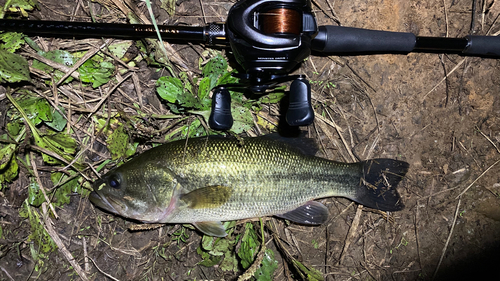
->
xmin=260 ymin=8 xmax=301 ymax=35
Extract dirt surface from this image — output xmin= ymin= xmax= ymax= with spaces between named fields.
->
xmin=1 ymin=0 xmax=500 ymax=280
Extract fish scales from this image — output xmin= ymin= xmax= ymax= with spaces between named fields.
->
xmin=151 ymin=137 xmax=359 ymax=222
xmin=90 ymin=135 xmax=409 ymax=237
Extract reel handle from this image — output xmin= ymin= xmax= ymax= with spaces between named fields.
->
xmin=209 ymin=87 xmax=233 ymax=131
xmin=286 ymin=78 xmax=314 ymax=126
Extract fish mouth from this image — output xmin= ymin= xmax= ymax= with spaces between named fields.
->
xmin=89 ymin=191 xmax=119 ymax=214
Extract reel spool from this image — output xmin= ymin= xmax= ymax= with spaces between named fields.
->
xmin=225 ymin=0 xmax=317 ymax=77
xmin=259 ymin=7 xmax=301 ymax=35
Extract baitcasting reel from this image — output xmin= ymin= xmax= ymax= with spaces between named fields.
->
xmin=2 ymin=0 xmax=500 ymax=131
xmin=210 ymin=0 xmax=317 ymax=130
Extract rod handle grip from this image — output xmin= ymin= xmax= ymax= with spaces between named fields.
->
xmin=312 ymin=25 xmax=416 ymax=54
xmin=465 ymin=35 xmax=500 ymax=56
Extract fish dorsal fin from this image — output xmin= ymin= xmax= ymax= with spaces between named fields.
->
xmin=180 ymin=185 xmax=233 ymax=209
xmin=258 ymin=133 xmax=319 ymax=156
xmin=193 ymin=221 xmax=227 ymax=237
xmin=276 ymin=201 xmax=329 ymax=225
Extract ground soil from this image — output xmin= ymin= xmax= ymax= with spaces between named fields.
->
xmin=1 ymin=0 xmax=500 ymax=280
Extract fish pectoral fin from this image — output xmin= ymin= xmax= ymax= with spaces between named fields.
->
xmin=276 ymin=201 xmax=329 ymax=225
xmin=193 ymin=221 xmax=227 ymax=237
xmin=180 ymin=185 xmax=233 ymax=209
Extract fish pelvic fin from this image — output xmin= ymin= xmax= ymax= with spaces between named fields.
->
xmin=193 ymin=221 xmax=227 ymax=237
xmin=353 ymin=158 xmax=409 ymax=211
xmin=180 ymin=185 xmax=233 ymax=209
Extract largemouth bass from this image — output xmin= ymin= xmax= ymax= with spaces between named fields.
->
xmin=90 ymin=135 xmax=408 ymax=237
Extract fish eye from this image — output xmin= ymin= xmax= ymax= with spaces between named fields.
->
xmin=108 ymin=176 xmax=121 ymax=189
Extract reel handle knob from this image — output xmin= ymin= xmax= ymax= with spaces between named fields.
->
xmin=209 ymin=87 xmax=233 ymax=130
xmin=286 ymin=78 xmax=314 ymax=126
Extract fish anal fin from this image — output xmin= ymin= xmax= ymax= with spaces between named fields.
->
xmin=193 ymin=221 xmax=227 ymax=237
xmin=180 ymin=185 xmax=233 ymax=209
xmin=276 ymin=201 xmax=329 ymax=225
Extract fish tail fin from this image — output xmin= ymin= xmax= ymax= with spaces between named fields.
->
xmin=352 ymin=159 xmax=409 ymax=211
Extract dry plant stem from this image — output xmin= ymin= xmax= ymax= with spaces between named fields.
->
xmin=131 ymin=73 xmax=143 ymax=107
xmin=486 ymin=12 xmax=500 ymax=35
xmin=40 ymin=204 xmax=90 ymax=281
xmin=0 ymin=266 xmax=14 ymax=281
xmin=90 ymin=72 xmax=133 ymax=116
xmin=456 ymin=158 xmax=500 ymax=199
xmin=56 ymin=40 xmax=111 ymax=86
xmin=88 ymin=257 xmax=120 ymax=281
xmin=99 ymin=44 xmax=136 ymax=71
xmin=442 ymin=0 xmax=449 ymax=37
xmin=481 ymin=0 xmax=487 ymax=31
xmin=423 ymin=58 xmax=466 ymax=100
xmin=29 ymin=152 xmax=59 ymax=219
xmin=199 ymin=0 xmax=207 ymax=24
xmin=415 ymin=204 xmax=424 ymax=276
xmin=311 ymin=0 xmax=340 ymax=23
xmin=23 ymin=50 xmax=80 ymax=80
xmin=338 ymin=204 xmax=363 ymax=265
xmin=432 ymin=197 xmax=461 ymax=280
xmin=30 ymin=145 xmax=90 ymax=180
xmin=83 ymin=236 xmax=90 ymax=272
xmin=476 ymin=126 xmax=500 ymax=154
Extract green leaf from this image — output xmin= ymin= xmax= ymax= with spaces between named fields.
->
xmin=79 ymin=59 xmax=114 ymax=88
xmin=210 ymin=238 xmax=234 ymax=257
xmin=157 ymin=76 xmax=184 ymax=103
xmin=198 ymin=77 xmax=211 ymax=102
xmin=32 ymin=50 xmax=74 ymax=85
xmin=107 ymin=41 xmax=133 ymax=59
xmin=197 ymin=246 xmax=222 ymax=267
xmin=0 ymin=32 xmax=25 ymax=52
xmin=0 ymin=144 xmax=16 ymax=170
xmin=220 ymin=251 xmax=239 ymax=272
xmin=6 ymin=92 xmax=83 ymax=170
xmin=177 ymin=119 xmax=206 ymax=139
xmin=16 ymin=96 xmax=52 ymax=126
xmin=43 ymin=131 xmax=77 ymax=155
xmin=0 ymin=147 xmax=18 ymax=184
xmin=292 ymin=259 xmax=324 ymax=281
xmin=259 ymin=92 xmax=286 ymax=104
xmin=27 ymin=179 xmax=45 ymax=207
xmin=1 ymin=0 xmax=38 ymax=18
xmin=21 ymin=200 xmax=57 ymax=254
xmin=6 ymin=120 xmax=23 ymax=137
xmin=107 ymin=124 xmax=129 ymax=160
xmin=35 ymin=98 xmax=52 ymax=122
xmin=45 ymin=106 xmax=67 ymax=132
xmin=201 ymin=235 xmax=216 ymax=251
xmin=50 ymin=172 xmax=80 ymax=206
xmin=0 ymin=49 xmax=30 ymax=83
xmin=254 ymin=249 xmax=279 ymax=281
xmin=160 ymin=0 xmax=176 ymax=16
xmin=3 ymin=0 xmax=38 ymax=11
xmin=231 ymin=105 xmax=254 ymax=134
xmin=238 ymin=223 xmax=260 ymax=269
xmin=202 ymin=54 xmax=227 ymax=83
xmin=199 ymin=54 xmax=230 ymax=99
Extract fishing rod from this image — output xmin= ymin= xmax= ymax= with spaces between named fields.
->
xmin=1 ymin=0 xmax=500 ymax=130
